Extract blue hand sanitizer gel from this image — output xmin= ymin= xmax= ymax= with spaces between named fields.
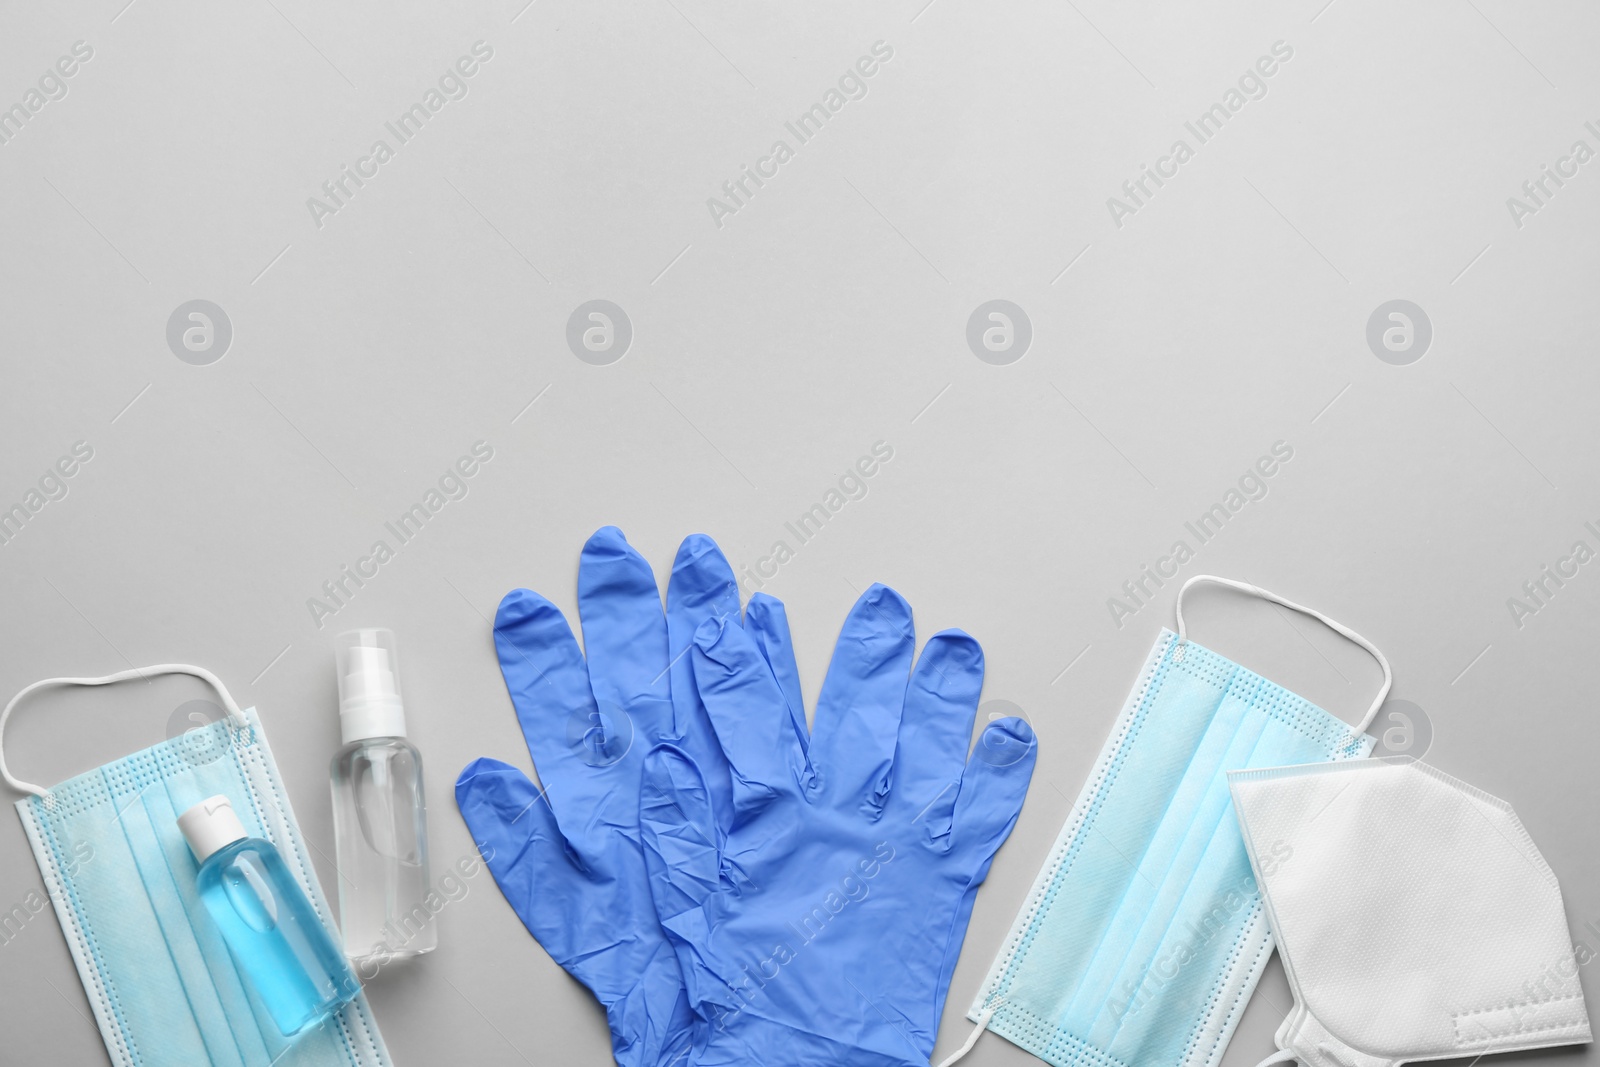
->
xmin=180 ymin=795 xmax=361 ymax=1037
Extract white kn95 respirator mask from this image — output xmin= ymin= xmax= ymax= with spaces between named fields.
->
xmin=1230 ymin=757 xmax=1591 ymax=1067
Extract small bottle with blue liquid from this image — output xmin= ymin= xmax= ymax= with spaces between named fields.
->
xmin=180 ymin=795 xmax=360 ymax=1037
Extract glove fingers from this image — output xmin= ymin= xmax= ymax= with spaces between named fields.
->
xmin=950 ymin=716 xmax=1037 ymax=862
xmin=666 ymin=533 xmax=742 ymax=736
xmin=665 ymin=534 xmax=740 ymax=823
xmin=577 ymin=526 xmax=673 ymax=737
xmin=744 ymin=593 xmax=810 ymax=755
xmin=667 ymin=534 xmax=741 ymax=630
xmin=809 ymin=583 xmax=915 ymax=813
xmin=691 ymin=615 xmax=809 ymax=815
xmin=495 ymin=587 xmax=606 ymax=811
xmin=640 ymin=745 xmax=722 ymax=919
xmin=892 ymin=630 xmax=984 ymax=841
xmin=455 ymin=757 xmax=591 ymax=964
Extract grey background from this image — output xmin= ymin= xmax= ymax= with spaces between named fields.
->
xmin=1 ymin=0 xmax=1596 ymax=1064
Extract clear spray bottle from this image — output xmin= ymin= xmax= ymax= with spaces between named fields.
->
xmin=330 ymin=628 xmax=435 ymax=968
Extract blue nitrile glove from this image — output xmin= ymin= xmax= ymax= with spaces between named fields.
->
xmin=456 ymin=527 xmax=758 ymax=1067
xmin=640 ymin=583 xmax=1038 ymax=1067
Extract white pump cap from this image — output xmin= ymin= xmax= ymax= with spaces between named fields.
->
xmin=336 ymin=628 xmax=407 ymax=744
xmin=178 ymin=794 xmax=248 ymax=863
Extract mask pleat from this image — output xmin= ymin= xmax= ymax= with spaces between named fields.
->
xmin=1064 ymin=676 xmax=1249 ymax=1040
xmin=110 ymin=763 xmax=263 ymax=1067
xmin=1091 ymin=684 xmax=1267 ymax=1054
xmin=1001 ymin=654 xmax=1228 ymax=1029
xmin=29 ymin=795 xmax=148 ymax=1066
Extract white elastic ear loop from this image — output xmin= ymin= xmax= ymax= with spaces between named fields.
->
xmin=1174 ymin=575 xmax=1392 ymax=736
xmin=0 ymin=664 xmax=247 ymax=798
xmin=933 ymin=997 xmax=1003 ymax=1067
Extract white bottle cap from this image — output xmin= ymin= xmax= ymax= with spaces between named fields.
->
xmin=178 ymin=795 xmax=248 ymax=863
xmin=335 ymin=628 xmax=407 ymax=744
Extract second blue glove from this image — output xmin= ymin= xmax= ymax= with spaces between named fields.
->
xmin=640 ymin=583 xmax=1038 ymax=1066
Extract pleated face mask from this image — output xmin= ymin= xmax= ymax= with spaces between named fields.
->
xmin=1230 ymin=758 xmax=1592 ymax=1067
xmin=0 ymin=666 xmax=392 ymax=1067
xmin=947 ymin=577 xmax=1385 ymax=1067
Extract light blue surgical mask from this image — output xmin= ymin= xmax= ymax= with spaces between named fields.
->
xmin=943 ymin=577 xmax=1388 ymax=1067
xmin=0 ymin=665 xmax=392 ymax=1067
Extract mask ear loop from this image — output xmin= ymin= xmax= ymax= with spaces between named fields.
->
xmin=1174 ymin=574 xmax=1391 ymax=739
xmin=0 ymin=665 xmax=248 ymax=802
xmin=933 ymin=994 xmax=1005 ymax=1066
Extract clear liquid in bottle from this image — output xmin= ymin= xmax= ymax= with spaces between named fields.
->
xmin=331 ymin=628 xmax=434 ymax=969
xmin=331 ymin=736 xmax=435 ymax=965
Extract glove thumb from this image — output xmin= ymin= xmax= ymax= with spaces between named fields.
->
xmin=455 ymin=757 xmax=590 ymax=965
